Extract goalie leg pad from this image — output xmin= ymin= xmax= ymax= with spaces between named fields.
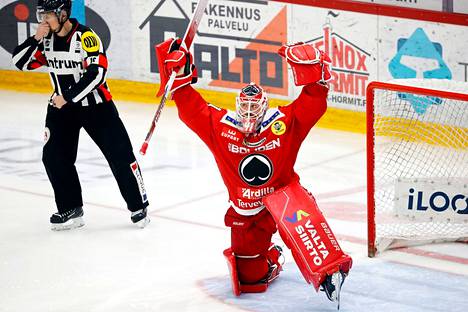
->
xmin=223 ymin=243 xmax=283 ymax=297
xmin=223 ymin=248 xmax=242 ymax=296
xmin=224 ymin=207 xmax=277 ymax=284
xmin=263 ymin=181 xmax=352 ymax=291
xmin=224 ymin=207 xmax=277 ymax=260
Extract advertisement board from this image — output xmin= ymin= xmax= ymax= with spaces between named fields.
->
xmin=0 ymin=0 xmax=467 ymax=115
xmin=136 ymin=0 xmax=289 ymax=97
xmin=394 ymin=178 xmax=467 ymax=223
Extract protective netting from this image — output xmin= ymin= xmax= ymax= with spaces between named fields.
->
xmin=371 ymin=79 xmax=468 ymax=252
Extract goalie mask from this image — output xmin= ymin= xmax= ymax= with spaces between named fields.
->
xmin=236 ymin=83 xmax=268 ymax=134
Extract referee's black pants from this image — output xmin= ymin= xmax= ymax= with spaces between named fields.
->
xmin=42 ymin=101 xmax=149 ymax=214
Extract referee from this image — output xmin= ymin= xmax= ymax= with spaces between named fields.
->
xmin=13 ymin=0 xmax=150 ymax=230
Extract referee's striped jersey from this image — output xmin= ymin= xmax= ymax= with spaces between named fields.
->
xmin=12 ymin=18 xmax=112 ymax=106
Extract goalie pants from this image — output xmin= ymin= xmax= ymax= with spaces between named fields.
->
xmin=42 ymin=101 xmax=149 ymax=213
xmin=224 ymin=207 xmax=277 ymax=284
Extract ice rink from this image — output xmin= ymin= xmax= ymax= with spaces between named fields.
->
xmin=0 ymin=90 xmax=467 ymax=312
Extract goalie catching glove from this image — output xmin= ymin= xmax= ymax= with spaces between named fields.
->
xmin=278 ymin=42 xmax=332 ymax=86
xmin=155 ymin=38 xmax=198 ymax=97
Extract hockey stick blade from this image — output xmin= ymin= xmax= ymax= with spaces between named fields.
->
xmin=140 ymin=0 xmax=209 ymax=155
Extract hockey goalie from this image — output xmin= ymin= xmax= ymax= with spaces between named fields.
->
xmin=156 ymin=39 xmax=352 ymax=307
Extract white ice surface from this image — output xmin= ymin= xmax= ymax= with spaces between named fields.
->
xmin=0 ymin=90 xmax=467 ymax=312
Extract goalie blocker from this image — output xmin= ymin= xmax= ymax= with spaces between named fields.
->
xmin=155 ymin=38 xmax=197 ymax=97
xmin=263 ymin=181 xmax=352 ymax=291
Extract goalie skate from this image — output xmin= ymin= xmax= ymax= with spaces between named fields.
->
xmin=321 ymin=270 xmax=346 ymax=310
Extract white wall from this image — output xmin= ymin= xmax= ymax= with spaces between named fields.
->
xmin=351 ymin=0 xmax=468 ymax=13
xmin=0 ymin=0 xmax=466 ymax=112
xmin=453 ymin=0 xmax=468 ymax=13
xmin=355 ymin=0 xmax=443 ymax=11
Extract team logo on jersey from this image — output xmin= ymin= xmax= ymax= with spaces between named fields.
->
xmin=81 ymin=31 xmax=100 ymax=53
xmin=238 ymin=154 xmax=273 ymax=187
xmin=44 ymin=127 xmax=50 ymax=144
xmin=271 ymin=120 xmax=286 ymax=136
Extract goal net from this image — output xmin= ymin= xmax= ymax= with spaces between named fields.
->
xmin=366 ymin=79 xmax=468 ymax=257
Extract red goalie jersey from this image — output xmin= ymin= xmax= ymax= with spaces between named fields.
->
xmin=173 ymin=83 xmax=328 ymax=216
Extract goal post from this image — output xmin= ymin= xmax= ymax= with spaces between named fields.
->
xmin=366 ymin=79 xmax=468 ymax=257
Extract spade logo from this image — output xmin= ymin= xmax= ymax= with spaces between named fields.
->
xmin=238 ymin=154 xmax=273 ymax=186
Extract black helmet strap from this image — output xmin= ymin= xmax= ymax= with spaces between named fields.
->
xmin=53 ymin=8 xmax=69 ymax=33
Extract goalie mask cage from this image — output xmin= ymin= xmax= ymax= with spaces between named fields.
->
xmin=366 ymin=79 xmax=468 ymax=257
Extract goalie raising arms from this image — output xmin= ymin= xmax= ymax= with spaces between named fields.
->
xmin=156 ymin=38 xmax=352 ymax=306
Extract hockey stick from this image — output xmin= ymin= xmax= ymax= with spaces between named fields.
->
xmin=140 ymin=0 xmax=208 ymax=155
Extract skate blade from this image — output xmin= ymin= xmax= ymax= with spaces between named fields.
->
xmin=332 ymin=272 xmax=343 ymax=310
xmin=51 ymin=217 xmax=85 ymax=231
xmin=134 ymin=217 xmax=150 ymax=229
